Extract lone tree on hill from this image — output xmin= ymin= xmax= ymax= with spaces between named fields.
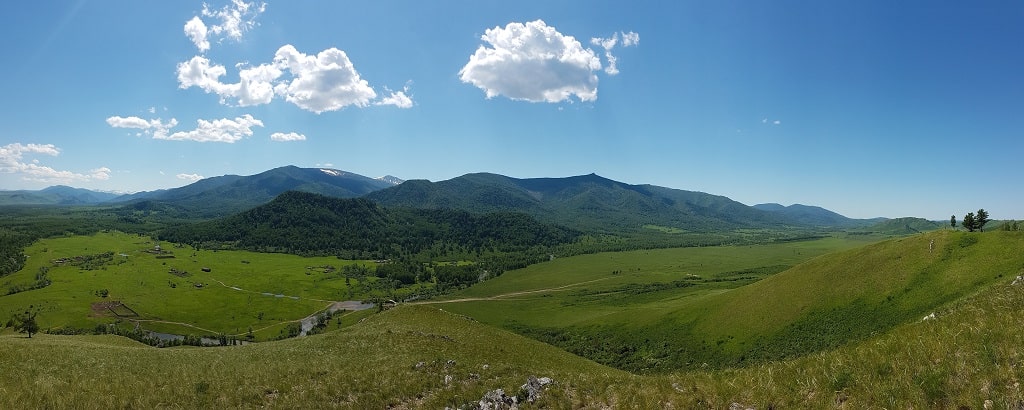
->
xmin=962 ymin=212 xmax=977 ymax=232
xmin=12 ymin=309 xmax=39 ymax=338
xmin=950 ymin=215 xmax=956 ymax=230
xmin=976 ymin=209 xmax=990 ymax=232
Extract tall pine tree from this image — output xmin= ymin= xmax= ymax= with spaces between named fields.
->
xmin=963 ymin=212 xmax=976 ymax=232
xmin=975 ymin=209 xmax=990 ymax=232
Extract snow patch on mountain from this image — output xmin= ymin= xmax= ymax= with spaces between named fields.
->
xmin=376 ymin=175 xmax=404 ymax=185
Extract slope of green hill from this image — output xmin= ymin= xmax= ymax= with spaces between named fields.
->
xmin=436 ymin=230 xmax=1024 ymax=371
xmin=3 ymin=278 xmax=1024 ymax=408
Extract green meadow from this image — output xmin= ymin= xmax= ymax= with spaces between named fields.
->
xmin=0 ymin=231 xmax=406 ymax=339
xmin=3 ymin=229 xmax=1024 ymax=407
xmin=2 ymin=275 xmax=1024 ymax=408
xmin=431 ymin=230 xmax=1024 ymax=371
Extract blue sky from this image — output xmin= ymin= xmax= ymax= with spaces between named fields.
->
xmin=1 ymin=1 xmax=1022 ymax=220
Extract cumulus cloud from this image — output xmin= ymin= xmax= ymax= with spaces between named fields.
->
xmin=108 ymin=114 xmax=263 ymax=143
xmin=591 ymin=31 xmax=640 ymax=75
xmin=158 ymin=114 xmax=264 ymax=143
xmin=0 ymin=143 xmax=110 ymax=183
xmin=459 ymin=20 xmax=607 ymax=103
xmin=176 ymin=173 xmax=204 ymax=182
xmin=270 ymin=132 xmax=306 ymax=142
xmin=184 ymin=16 xmax=210 ymax=52
xmin=176 ymin=44 xmax=409 ymax=113
xmin=271 ymin=45 xmax=378 ymax=113
xmin=762 ymin=118 xmax=782 ymax=125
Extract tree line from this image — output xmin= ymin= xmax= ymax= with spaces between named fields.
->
xmin=952 ymin=209 xmax=989 ymax=232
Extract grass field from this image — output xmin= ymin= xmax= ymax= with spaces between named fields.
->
xmin=0 ymin=231 xmax=409 ymax=340
xmin=2 ymin=274 xmax=1023 ymax=408
xmin=432 ymin=230 xmax=1024 ymax=371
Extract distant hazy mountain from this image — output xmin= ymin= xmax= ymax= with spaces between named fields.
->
xmin=118 ymin=166 xmax=394 ymax=216
xmin=0 ymin=185 xmax=120 ymax=205
xmin=855 ymin=217 xmax=944 ymax=235
xmin=376 ymin=175 xmax=405 ymax=185
xmin=753 ymin=203 xmax=864 ymax=227
xmin=366 ymin=172 xmax=796 ymax=233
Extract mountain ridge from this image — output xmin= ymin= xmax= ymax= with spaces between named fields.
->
xmin=2 ymin=166 xmax=879 ymax=233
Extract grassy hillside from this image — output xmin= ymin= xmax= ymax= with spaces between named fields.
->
xmin=3 ymin=278 xmax=1024 ymax=408
xmin=436 ymin=230 xmax=1024 ymax=371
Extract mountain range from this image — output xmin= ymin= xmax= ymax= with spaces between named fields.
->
xmin=0 ymin=185 xmax=121 ymax=205
xmin=114 ymin=166 xmax=399 ymax=216
xmin=1 ymin=165 xmax=886 ymax=232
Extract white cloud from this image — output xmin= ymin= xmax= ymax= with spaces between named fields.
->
xmin=0 ymin=143 xmax=110 ymax=183
xmin=176 ymin=173 xmax=204 ymax=182
xmin=105 ymin=116 xmax=178 ymax=139
xmin=147 ymin=106 xmax=156 ymax=114
xmin=184 ymin=16 xmax=210 ymax=53
xmin=176 ymin=56 xmax=231 ymax=97
xmin=270 ymin=132 xmax=306 ymax=142
xmin=773 ymin=120 xmax=781 ymax=125
xmin=621 ymin=31 xmax=640 ymax=47
xmin=108 ymin=114 xmax=263 ymax=143
xmin=90 ymin=167 xmax=112 ymax=180
xmin=176 ymin=44 xmax=407 ymax=113
xmin=459 ymin=20 xmax=603 ymax=103
xmin=376 ymin=84 xmax=414 ymax=108
xmin=158 ymin=114 xmax=264 ymax=143
xmin=271 ymin=45 xmax=378 ymax=113
xmin=591 ymin=31 xmax=639 ymax=76
xmin=202 ymin=0 xmax=265 ymax=43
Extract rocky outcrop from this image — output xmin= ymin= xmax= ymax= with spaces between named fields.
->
xmin=471 ymin=376 xmax=554 ymax=410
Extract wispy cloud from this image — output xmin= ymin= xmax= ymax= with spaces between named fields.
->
xmin=176 ymin=173 xmax=204 ymax=182
xmin=270 ymin=132 xmax=306 ymax=142
xmin=591 ymin=31 xmax=640 ymax=75
xmin=184 ymin=0 xmax=266 ymax=53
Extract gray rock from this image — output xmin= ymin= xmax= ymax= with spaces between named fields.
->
xmin=477 ymin=388 xmax=517 ymax=410
xmin=520 ymin=375 xmax=553 ymax=403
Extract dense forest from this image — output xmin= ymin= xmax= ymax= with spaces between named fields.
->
xmin=158 ymin=191 xmax=579 ymax=260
